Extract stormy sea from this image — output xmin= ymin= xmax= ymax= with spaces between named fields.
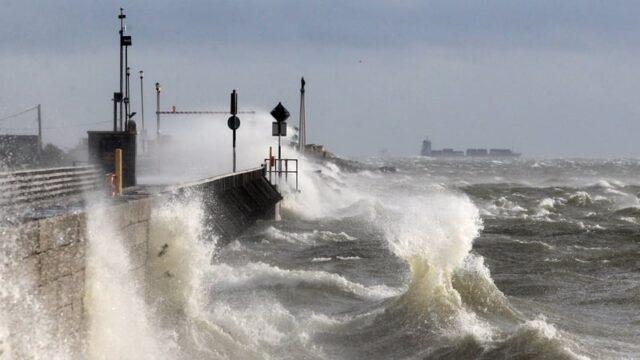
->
xmin=101 ymin=157 xmax=640 ymax=359
xmin=197 ymin=157 xmax=638 ymax=359
xmin=4 ymin=149 xmax=640 ymax=359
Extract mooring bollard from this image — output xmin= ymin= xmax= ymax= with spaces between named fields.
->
xmin=115 ymin=148 xmax=123 ymax=195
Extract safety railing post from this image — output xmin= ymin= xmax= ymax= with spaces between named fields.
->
xmin=263 ymin=157 xmax=299 ymax=191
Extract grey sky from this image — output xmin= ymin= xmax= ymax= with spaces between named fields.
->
xmin=1 ymin=0 xmax=640 ymax=157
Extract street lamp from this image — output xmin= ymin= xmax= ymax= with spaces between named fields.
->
xmin=118 ymin=8 xmax=126 ymax=131
xmin=125 ymin=66 xmax=131 ymax=129
xmin=117 ymin=8 xmax=132 ymax=132
xmin=155 ymin=82 xmax=161 ymax=138
xmin=139 ymin=70 xmax=145 ymax=152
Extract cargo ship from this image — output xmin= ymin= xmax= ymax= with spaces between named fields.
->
xmin=421 ymin=138 xmax=521 ymax=158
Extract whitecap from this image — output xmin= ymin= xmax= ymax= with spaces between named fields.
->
xmin=209 ymin=262 xmax=401 ymax=300
xmin=336 ymin=256 xmax=362 ymax=261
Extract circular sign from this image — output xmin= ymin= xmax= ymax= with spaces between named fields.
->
xmin=227 ymin=116 xmax=240 ymax=130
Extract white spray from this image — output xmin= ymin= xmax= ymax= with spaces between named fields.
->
xmin=84 ymin=203 xmax=175 ymax=359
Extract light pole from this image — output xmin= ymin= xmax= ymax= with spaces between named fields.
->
xmin=118 ymin=9 xmax=132 ymax=131
xmin=118 ymin=8 xmax=125 ymax=131
xmin=155 ymin=82 xmax=161 ymax=138
xmin=125 ymin=66 xmax=130 ymax=129
xmin=37 ymin=104 xmax=42 ymax=159
xmin=139 ymin=70 xmax=145 ymax=152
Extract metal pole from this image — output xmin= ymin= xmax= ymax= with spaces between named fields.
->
xmin=118 ymin=8 xmax=125 ymax=132
xmin=230 ymin=89 xmax=238 ymax=172
xmin=113 ymin=96 xmax=118 ymax=131
xmin=37 ymin=104 xmax=42 ymax=159
xmin=139 ymin=70 xmax=145 ymax=152
xmin=125 ymin=62 xmax=130 ymax=130
xmin=155 ymin=82 xmax=161 ymax=138
xmin=278 ymin=133 xmax=281 ymax=178
xmin=233 ymin=130 xmax=236 ymax=172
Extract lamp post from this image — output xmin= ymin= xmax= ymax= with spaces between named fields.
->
xmin=139 ymin=70 xmax=145 ymax=152
xmin=118 ymin=8 xmax=125 ymax=131
xmin=117 ymin=8 xmax=132 ymax=131
xmin=155 ymin=82 xmax=161 ymax=138
xmin=125 ymin=66 xmax=131 ymax=129
xmin=37 ymin=104 xmax=42 ymax=159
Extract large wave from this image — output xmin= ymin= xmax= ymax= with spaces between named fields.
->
xmin=277 ymin=159 xmax=588 ymax=359
xmin=124 ymin=157 xmax=632 ymax=359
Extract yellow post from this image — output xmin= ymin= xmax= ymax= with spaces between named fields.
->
xmin=115 ymin=148 xmax=123 ymax=195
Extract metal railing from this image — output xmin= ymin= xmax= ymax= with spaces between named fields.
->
xmin=264 ymin=158 xmax=298 ymax=191
xmin=0 ymin=165 xmax=103 ymax=206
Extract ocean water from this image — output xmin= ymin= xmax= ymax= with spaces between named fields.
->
xmin=3 ymin=156 xmax=640 ymax=359
xmin=204 ymin=157 xmax=640 ymax=359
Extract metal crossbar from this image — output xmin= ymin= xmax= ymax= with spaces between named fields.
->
xmin=157 ymin=110 xmax=255 ymax=115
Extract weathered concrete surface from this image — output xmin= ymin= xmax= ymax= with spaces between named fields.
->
xmin=170 ymin=167 xmax=282 ymax=243
xmin=1 ymin=212 xmax=89 ymax=357
xmin=1 ymin=167 xmax=280 ymax=357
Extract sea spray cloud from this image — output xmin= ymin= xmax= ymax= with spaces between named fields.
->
xmin=138 ymin=112 xmax=295 ymax=183
xmin=382 ymin=193 xmax=482 ymax=272
xmin=281 ymin=157 xmax=370 ymax=219
xmin=84 ymin=204 xmax=175 ymax=358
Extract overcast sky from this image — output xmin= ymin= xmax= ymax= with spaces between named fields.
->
xmin=1 ymin=0 xmax=640 ymax=158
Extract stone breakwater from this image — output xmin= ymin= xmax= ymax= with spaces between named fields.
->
xmin=0 ymin=167 xmax=281 ymax=357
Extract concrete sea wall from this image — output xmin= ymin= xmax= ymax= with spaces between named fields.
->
xmin=171 ymin=167 xmax=282 ymax=242
xmin=1 ymin=168 xmax=280 ymax=357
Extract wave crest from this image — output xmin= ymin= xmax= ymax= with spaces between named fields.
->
xmin=208 ymin=262 xmax=400 ymax=300
xmin=382 ymin=192 xmax=482 ymax=272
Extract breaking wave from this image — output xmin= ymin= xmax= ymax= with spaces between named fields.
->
xmin=10 ymin=155 xmax=631 ymax=358
xmin=208 ymin=262 xmax=399 ymax=300
xmin=273 ymin=160 xmax=588 ymax=358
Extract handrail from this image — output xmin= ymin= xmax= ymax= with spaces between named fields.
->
xmin=264 ymin=158 xmax=298 ymax=191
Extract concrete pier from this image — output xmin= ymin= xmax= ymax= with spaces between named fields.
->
xmin=1 ymin=167 xmax=281 ymax=357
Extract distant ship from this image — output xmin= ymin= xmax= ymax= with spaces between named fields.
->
xmin=421 ymin=138 xmax=520 ymax=158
